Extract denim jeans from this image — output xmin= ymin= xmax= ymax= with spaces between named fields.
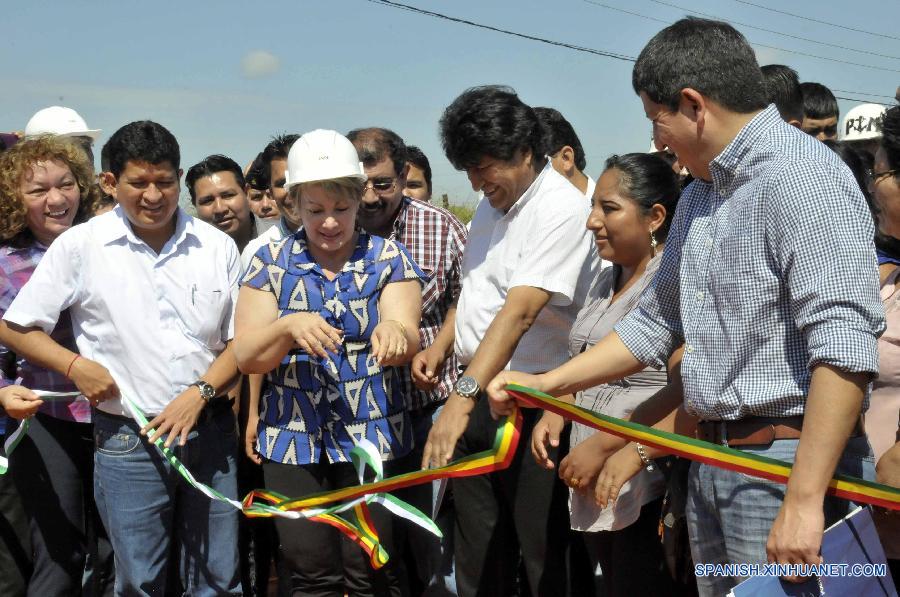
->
xmin=686 ymin=435 xmax=875 ymax=597
xmin=93 ymin=408 xmax=241 ymax=597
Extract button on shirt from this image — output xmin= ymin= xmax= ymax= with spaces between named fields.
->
xmin=241 ymin=231 xmax=426 ymax=465
xmin=3 ymin=206 xmax=242 ymax=416
xmin=456 ymin=163 xmax=599 ymax=372
xmin=616 ymin=106 xmax=885 ymax=420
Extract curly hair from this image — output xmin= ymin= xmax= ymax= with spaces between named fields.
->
xmin=0 ymin=135 xmax=98 ymax=247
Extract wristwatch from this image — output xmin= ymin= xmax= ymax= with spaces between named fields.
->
xmin=455 ymin=376 xmax=480 ymax=401
xmin=189 ymin=381 xmax=216 ymax=403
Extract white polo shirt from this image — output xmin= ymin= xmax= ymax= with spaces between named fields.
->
xmin=455 ymin=163 xmax=599 ymax=373
xmin=3 ymin=206 xmax=241 ymax=416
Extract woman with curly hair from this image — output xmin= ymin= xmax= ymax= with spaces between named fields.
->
xmin=0 ymin=136 xmax=112 ymax=596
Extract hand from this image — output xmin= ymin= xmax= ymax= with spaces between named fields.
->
xmin=486 ymin=370 xmax=546 ymax=419
xmin=877 ymin=442 xmax=900 ymax=488
xmin=244 ymin=411 xmax=262 ymax=465
xmin=594 ymin=442 xmax=644 ymax=508
xmin=68 ymin=357 xmax=120 ymax=405
xmin=371 ymin=320 xmax=409 ymax=366
xmin=421 ymin=394 xmax=474 ymax=468
xmin=141 ymin=386 xmax=206 ymax=448
xmin=559 ymin=431 xmax=627 ymax=492
xmin=531 ymin=411 xmax=566 ymax=469
xmin=283 ymin=312 xmax=343 ymax=359
xmin=411 ymin=345 xmax=446 ymax=391
xmin=0 ymin=385 xmax=43 ymax=420
xmin=766 ymin=496 xmax=825 ymax=582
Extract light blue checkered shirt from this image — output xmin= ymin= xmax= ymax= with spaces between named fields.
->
xmin=616 ymin=105 xmax=885 ymax=421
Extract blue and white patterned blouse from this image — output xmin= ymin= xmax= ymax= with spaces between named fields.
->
xmin=241 ymin=230 xmax=426 ymax=465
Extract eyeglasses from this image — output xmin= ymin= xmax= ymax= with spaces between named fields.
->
xmin=363 ymin=178 xmax=397 ymax=195
xmin=870 ymin=169 xmax=898 ymax=185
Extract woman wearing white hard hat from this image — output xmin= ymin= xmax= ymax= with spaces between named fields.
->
xmin=234 ymin=129 xmax=425 ymax=594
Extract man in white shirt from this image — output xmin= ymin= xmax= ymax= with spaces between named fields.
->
xmin=186 ymin=154 xmax=258 ymax=254
xmin=422 ymin=86 xmax=599 ymax=596
xmin=0 ymin=121 xmax=242 ymax=596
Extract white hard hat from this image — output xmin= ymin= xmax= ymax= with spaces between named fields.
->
xmin=24 ymin=106 xmax=101 ymax=140
xmin=284 ymin=129 xmax=366 ymax=190
xmin=839 ymin=103 xmax=886 ymax=142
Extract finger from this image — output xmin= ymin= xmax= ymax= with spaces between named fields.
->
xmin=421 ymin=441 xmax=434 ymax=470
xmin=142 ymin=415 xmax=163 ymax=436
xmin=177 ymin=424 xmax=192 ymax=447
xmin=312 ymin=328 xmax=338 ymax=353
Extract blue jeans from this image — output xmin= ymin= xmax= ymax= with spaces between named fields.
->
xmin=686 ymin=435 xmax=875 ymax=596
xmin=93 ymin=409 xmax=241 ymax=597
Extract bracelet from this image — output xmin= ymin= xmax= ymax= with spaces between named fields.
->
xmin=65 ymin=354 xmax=81 ymax=378
xmin=386 ymin=319 xmax=407 ymax=336
xmin=635 ymin=443 xmax=655 ymax=471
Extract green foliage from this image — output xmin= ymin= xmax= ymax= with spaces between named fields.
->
xmin=446 ymin=203 xmax=474 ymax=224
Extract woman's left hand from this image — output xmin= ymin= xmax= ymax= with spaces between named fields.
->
xmin=594 ymin=442 xmax=645 ymax=508
xmin=371 ymin=320 xmax=409 ymax=366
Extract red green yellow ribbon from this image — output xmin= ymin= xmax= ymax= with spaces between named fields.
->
xmin=507 ymin=384 xmax=900 ymax=511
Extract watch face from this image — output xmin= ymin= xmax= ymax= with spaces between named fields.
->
xmin=457 ymin=376 xmax=479 ymax=396
xmin=195 ymin=382 xmax=215 ymax=400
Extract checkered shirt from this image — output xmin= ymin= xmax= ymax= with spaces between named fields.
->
xmin=389 ymin=197 xmax=468 ymax=411
xmin=1 ymin=242 xmax=89 ymax=435
xmin=616 ymin=105 xmax=885 ymax=421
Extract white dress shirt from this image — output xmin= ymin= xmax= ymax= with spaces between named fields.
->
xmin=455 ymin=163 xmax=599 ymax=373
xmin=3 ymin=206 xmax=241 ymax=416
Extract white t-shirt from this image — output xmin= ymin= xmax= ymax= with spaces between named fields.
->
xmin=240 ymin=217 xmax=295 ymax=271
xmin=455 ymin=163 xmax=599 ymax=372
xmin=4 ymin=206 xmax=241 ymax=416
xmin=584 ymin=174 xmax=596 ymax=201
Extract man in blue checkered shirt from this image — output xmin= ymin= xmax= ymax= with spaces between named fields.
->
xmin=488 ymin=18 xmax=886 ymax=596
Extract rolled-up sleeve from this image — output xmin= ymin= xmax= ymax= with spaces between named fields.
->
xmin=767 ymin=159 xmax=885 ymax=375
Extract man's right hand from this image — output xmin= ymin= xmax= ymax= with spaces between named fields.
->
xmin=421 ymin=394 xmax=474 ymax=468
xmin=68 ymin=357 xmax=120 ymax=405
xmin=410 ymin=346 xmax=446 ymax=391
xmin=244 ymin=412 xmax=262 ymax=464
xmin=486 ymin=370 xmax=546 ymax=418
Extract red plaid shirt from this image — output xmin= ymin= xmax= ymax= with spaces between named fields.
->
xmin=389 ymin=197 xmax=467 ymax=411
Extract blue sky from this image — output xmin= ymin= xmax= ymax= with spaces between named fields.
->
xmin=2 ymin=0 xmax=897 ymax=208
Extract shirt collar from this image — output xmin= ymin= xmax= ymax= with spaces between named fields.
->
xmin=709 ymin=105 xmax=781 ymax=195
xmin=501 ymin=160 xmax=552 ymax=219
xmin=98 ymin=205 xmax=198 ymax=249
xmin=390 ymin=196 xmax=413 ymax=240
xmin=290 ymin=228 xmax=371 ymax=275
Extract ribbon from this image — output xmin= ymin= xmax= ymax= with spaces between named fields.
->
xmin=0 ymin=390 xmax=82 ymax=475
xmin=506 ymin=384 xmax=900 ymax=511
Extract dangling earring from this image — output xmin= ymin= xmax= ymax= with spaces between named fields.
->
xmin=650 ymin=229 xmax=658 ymax=257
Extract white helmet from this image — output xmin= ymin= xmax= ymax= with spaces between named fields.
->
xmin=284 ymin=129 xmax=366 ymax=190
xmin=839 ymin=103 xmax=886 ymax=142
xmin=24 ymin=106 xmax=101 ymax=139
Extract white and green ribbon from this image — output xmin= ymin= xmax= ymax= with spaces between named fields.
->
xmin=0 ymin=390 xmax=82 ymax=475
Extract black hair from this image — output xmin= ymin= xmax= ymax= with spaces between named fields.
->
xmin=346 ymin=128 xmax=408 ymax=177
xmin=245 ymin=151 xmax=270 ymax=191
xmin=882 ymin=105 xmax=900 ymax=174
xmin=185 ymin=154 xmax=246 ymax=203
xmin=760 ymin=65 xmax=803 ymax=124
xmin=405 ymin=145 xmax=432 ymax=193
xmin=822 ymin=140 xmax=870 ymax=201
xmin=102 ymin=121 xmax=180 ymax=177
xmin=603 ymin=153 xmax=680 ymax=240
xmin=799 ymin=82 xmax=839 ymax=120
xmin=440 ymin=85 xmax=546 ymax=170
xmin=261 ymin=133 xmax=299 ymax=177
xmin=632 ymin=18 xmax=767 ymax=113
xmin=534 ymin=107 xmax=587 ymax=171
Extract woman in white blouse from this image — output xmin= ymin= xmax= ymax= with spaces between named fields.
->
xmin=530 ymin=152 xmax=681 ymax=596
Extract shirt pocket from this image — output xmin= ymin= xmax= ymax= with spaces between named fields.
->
xmin=179 ymin=285 xmax=229 ymax=348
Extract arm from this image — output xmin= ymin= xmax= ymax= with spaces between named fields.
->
xmin=371 ymin=279 xmax=422 ymax=366
xmin=766 ymin=365 xmax=867 ymax=570
xmin=142 ymin=342 xmax=241 ymax=447
xmin=422 ymin=285 xmax=553 ymax=468
xmin=232 ymin=286 xmax=343 ymax=374
xmin=242 ymin=373 xmax=265 ymax=464
xmin=0 ymin=321 xmax=119 ymax=403
xmin=411 ymin=304 xmax=456 ymax=390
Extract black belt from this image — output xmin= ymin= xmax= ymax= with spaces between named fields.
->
xmin=95 ymin=396 xmax=234 ymax=424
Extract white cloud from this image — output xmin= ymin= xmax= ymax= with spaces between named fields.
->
xmin=241 ymin=50 xmax=280 ymax=79
xmin=753 ymin=45 xmax=786 ymax=67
